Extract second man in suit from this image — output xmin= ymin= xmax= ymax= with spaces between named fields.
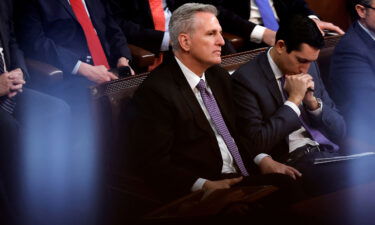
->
xmin=232 ymin=15 xmax=375 ymax=196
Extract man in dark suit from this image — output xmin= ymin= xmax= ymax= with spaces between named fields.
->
xmin=330 ymin=0 xmax=375 ymax=149
xmin=232 ymin=15 xmax=375 ymax=196
xmin=109 ymin=0 xmax=177 ymax=54
xmin=17 ymin=0 xmax=133 ymax=85
xmin=216 ymin=0 xmax=344 ymax=50
xmin=0 ymin=1 xmax=71 ymax=223
xmin=129 ymin=3 xmax=304 ymax=206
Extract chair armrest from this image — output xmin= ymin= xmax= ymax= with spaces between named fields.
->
xmin=128 ymin=44 xmax=156 ymax=69
xmin=25 ymin=58 xmax=63 ymax=81
xmin=222 ymin=32 xmax=244 ymax=50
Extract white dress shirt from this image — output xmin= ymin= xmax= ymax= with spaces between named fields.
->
xmin=254 ymin=49 xmax=322 ymax=165
xmin=249 ymin=0 xmax=318 ymax=44
xmin=175 ymin=57 xmax=237 ymax=191
xmin=358 ymin=21 xmax=375 ymax=41
xmin=160 ymin=0 xmax=172 ymax=51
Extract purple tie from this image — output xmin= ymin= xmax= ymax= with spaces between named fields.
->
xmin=299 ymin=106 xmax=339 ymax=151
xmin=254 ymin=0 xmax=279 ymax=31
xmin=279 ymin=76 xmax=339 ymax=151
xmin=196 ymin=79 xmax=249 ymax=176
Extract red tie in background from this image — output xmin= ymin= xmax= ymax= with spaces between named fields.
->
xmin=148 ymin=0 xmax=166 ymax=71
xmin=71 ymin=0 xmax=110 ymax=69
xmin=149 ymin=0 xmax=166 ymax=31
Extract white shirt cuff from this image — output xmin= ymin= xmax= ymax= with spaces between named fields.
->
xmin=284 ymin=100 xmax=301 ymax=116
xmin=191 ymin=178 xmax=207 ymax=192
xmin=306 ymin=99 xmax=323 ymax=116
xmin=250 ymin=25 xmax=266 ymax=44
xmin=160 ymin=31 xmax=170 ymax=51
xmin=72 ymin=61 xmax=82 ymax=75
xmin=254 ymin=153 xmax=271 ymax=165
xmin=308 ymin=15 xmax=319 ymax=20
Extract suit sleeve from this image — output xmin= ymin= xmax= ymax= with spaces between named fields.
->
xmin=108 ymin=0 xmax=165 ymax=54
xmin=129 ymin=80 xmax=198 ymax=199
xmin=330 ymin=41 xmax=375 ymax=145
xmin=17 ymin=0 xmax=83 ymax=75
xmin=232 ymin=68 xmax=301 ymax=155
xmin=101 ymin=0 xmax=132 ymax=64
xmin=307 ymin=62 xmax=346 ymax=144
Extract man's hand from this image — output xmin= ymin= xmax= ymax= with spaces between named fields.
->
xmin=117 ymin=57 xmax=135 ymax=75
xmin=284 ymin=73 xmax=313 ymax=106
xmin=262 ymin=28 xmax=276 ymax=46
xmin=312 ymin=19 xmax=345 ymax=36
xmin=78 ymin=62 xmax=117 ymax=84
xmin=8 ymin=69 xmax=25 ymax=97
xmin=202 ymin=177 xmax=243 ymax=191
xmin=259 ymin=157 xmax=302 ymax=180
xmin=302 ymin=80 xmax=320 ymax=110
xmin=0 ymin=69 xmax=26 ymax=98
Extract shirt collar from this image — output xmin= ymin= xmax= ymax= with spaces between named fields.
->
xmin=175 ymin=56 xmax=206 ymax=90
xmin=267 ymin=48 xmax=283 ymax=80
xmin=358 ymin=20 xmax=375 ymax=41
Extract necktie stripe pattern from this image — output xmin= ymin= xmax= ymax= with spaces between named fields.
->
xmin=254 ymin=0 xmax=279 ymax=31
xmin=0 ymin=49 xmax=15 ymax=114
xmin=197 ymin=79 xmax=249 ymax=176
xmin=70 ymin=0 xmax=110 ymax=69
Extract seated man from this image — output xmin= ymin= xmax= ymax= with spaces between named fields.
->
xmin=128 ymin=3 xmax=304 ymax=206
xmin=217 ymin=0 xmax=344 ymax=50
xmin=330 ymin=0 xmax=375 ymax=149
xmin=109 ymin=0 xmax=177 ymax=54
xmin=108 ymin=0 xmax=236 ymax=67
xmin=0 ymin=3 xmax=71 ymax=223
xmin=16 ymin=0 xmax=133 ymax=88
xmin=232 ymin=15 xmax=375 ymax=196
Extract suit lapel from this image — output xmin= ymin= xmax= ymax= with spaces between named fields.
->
xmin=259 ymin=52 xmax=284 ymax=106
xmin=58 ymin=0 xmax=77 ymax=20
xmin=170 ymin=58 xmax=217 ymax=136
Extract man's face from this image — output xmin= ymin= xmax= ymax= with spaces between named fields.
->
xmin=185 ymin=12 xmax=225 ymax=68
xmin=277 ymin=42 xmax=320 ymax=75
xmin=356 ymin=1 xmax=375 ymax=33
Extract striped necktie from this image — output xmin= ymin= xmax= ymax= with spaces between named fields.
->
xmin=197 ymin=79 xmax=249 ymax=176
xmin=0 ymin=47 xmax=16 ymax=114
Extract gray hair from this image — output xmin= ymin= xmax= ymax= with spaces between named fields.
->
xmin=169 ymin=3 xmax=218 ymax=51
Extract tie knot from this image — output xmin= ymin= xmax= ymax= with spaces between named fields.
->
xmin=196 ymin=79 xmax=207 ymax=91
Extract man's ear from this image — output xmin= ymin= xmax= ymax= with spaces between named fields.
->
xmin=355 ymin=4 xmax=367 ymax=19
xmin=274 ymin=40 xmax=286 ymax=54
xmin=178 ymin=33 xmax=191 ymax=52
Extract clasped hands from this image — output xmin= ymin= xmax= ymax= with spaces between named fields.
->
xmin=0 ymin=68 xmax=25 ymax=98
xmin=284 ymin=73 xmax=320 ymax=110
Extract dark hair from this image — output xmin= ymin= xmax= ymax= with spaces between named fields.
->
xmin=275 ymin=15 xmax=324 ymax=53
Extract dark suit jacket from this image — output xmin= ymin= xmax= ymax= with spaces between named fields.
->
xmin=330 ymin=21 xmax=375 ymax=146
xmin=109 ymin=0 xmax=178 ymax=54
xmin=0 ymin=0 xmax=28 ymax=77
xmin=232 ymin=51 xmax=345 ymax=161
xmin=128 ymin=56 xmax=253 ymax=200
xmin=218 ymin=0 xmax=314 ymax=39
xmin=17 ymin=0 xmax=131 ymax=75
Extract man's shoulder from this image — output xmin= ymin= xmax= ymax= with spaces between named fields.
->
xmin=232 ymin=52 xmax=267 ymax=83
